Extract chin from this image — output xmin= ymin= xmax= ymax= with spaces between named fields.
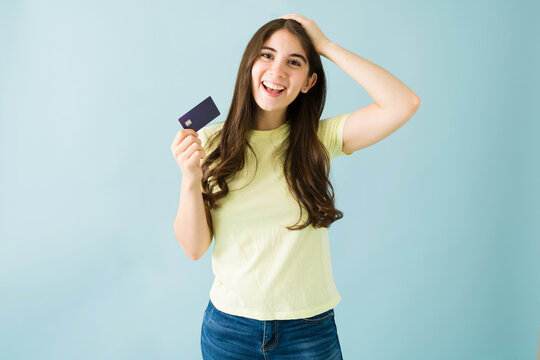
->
xmin=257 ymin=103 xmax=288 ymax=113
xmin=255 ymin=96 xmax=293 ymax=111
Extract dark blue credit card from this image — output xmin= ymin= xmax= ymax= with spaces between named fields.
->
xmin=178 ymin=96 xmax=220 ymax=132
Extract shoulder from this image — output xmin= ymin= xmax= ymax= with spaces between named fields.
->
xmin=198 ymin=121 xmax=225 ymax=147
xmin=198 ymin=121 xmax=224 ymax=137
xmin=317 ymin=113 xmax=349 ymax=135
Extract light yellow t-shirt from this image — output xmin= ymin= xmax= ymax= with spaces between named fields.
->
xmin=197 ymin=113 xmax=353 ymax=320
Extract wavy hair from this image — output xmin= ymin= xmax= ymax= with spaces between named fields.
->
xmin=201 ymin=18 xmax=344 ymax=230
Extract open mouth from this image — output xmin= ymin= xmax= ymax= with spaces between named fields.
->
xmin=262 ymin=82 xmax=286 ymax=96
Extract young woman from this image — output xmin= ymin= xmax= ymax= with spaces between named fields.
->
xmin=171 ymin=13 xmax=420 ymax=360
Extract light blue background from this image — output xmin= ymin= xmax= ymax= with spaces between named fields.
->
xmin=1 ymin=0 xmax=538 ymax=359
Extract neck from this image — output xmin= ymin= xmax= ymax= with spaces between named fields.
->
xmin=254 ymin=107 xmax=287 ymax=130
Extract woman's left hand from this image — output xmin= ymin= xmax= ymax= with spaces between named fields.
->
xmin=278 ymin=14 xmax=331 ymax=55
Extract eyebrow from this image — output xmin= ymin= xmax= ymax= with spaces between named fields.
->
xmin=261 ymin=46 xmax=307 ymax=64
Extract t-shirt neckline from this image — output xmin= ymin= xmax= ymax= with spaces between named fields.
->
xmin=247 ymin=121 xmax=290 ymax=139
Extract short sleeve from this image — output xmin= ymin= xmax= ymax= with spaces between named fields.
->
xmin=196 ymin=122 xmax=223 ymax=191
xmin=197 ymin=122 xmax=223 ymax=153
xmin=317 ymin=113 xmax=354 ymax=160
xmin=197 ymin=125 xmax=209 ymax=149
xmin=196 ymin=121 xmax=224 ymax=173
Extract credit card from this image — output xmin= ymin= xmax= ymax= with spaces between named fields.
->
xmin=178 ymin=96 xmax=220 ymax=132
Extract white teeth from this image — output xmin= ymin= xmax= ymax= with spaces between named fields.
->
xmin=263 ymin=81 xmax=285 ymax=91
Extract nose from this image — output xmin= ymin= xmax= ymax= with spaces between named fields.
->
xmin=268 ymin=59 xmax=287 ymax=79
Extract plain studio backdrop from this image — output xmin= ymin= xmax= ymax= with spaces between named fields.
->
xmin=1 ymin=0 xmax=538 ymax=359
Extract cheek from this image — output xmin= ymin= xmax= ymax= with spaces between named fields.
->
xmin=251 ymin=62 xmax=263 ymax=79
xmin=251 ymin=64 xmax=266 ymax=92
xmin=251 ymin=65 xmax=260 ymax=85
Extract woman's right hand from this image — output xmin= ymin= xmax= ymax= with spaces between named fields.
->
xmin=171 ymin=129 xmax=205 ymax=182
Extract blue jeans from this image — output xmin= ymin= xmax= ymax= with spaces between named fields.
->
xmin=201 ymin=299 xmax=343 ymax=359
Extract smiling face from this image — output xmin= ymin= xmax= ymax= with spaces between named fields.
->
xmin=251 ymin=29 xmax=317 ymax=121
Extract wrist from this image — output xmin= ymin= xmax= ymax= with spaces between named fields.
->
xmin=182 ymin=176 xmax=202 ymax=190
xmin=318 ymin=40 xmax=335 ymax=58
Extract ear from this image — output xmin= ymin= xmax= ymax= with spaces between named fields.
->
xmin=301 ymin=73 xmax=317 ymax=93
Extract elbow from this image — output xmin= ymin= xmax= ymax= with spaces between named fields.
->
xmin=173 ymin=223 xmax=212 ymax=261
xmin=190 ymin=252 xmax=202 ymax=261
xmin=403 ymin=94 xmax=420 ymax=119
xmin=191 ymin=238 xmax=212 ymax=261
xmin=182 ymin=245 xmax=202 ymax=261
xmin=410 ymin=94 xmax=421 ymax=109
xmin=174 ymin=230 xmax=202 ymax=261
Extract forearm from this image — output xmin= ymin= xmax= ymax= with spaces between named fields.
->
xmin=173 ymin=178 xmax=212 ymax=261
xmin=319 ymin=40 xmax=419 ymax=109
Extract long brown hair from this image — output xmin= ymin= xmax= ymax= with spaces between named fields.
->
xmin=201 ymin=18 xmax=344 ymax=230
